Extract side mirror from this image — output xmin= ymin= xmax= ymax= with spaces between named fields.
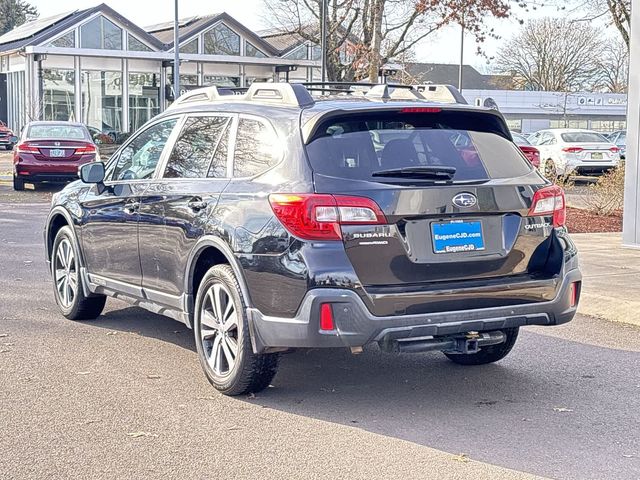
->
xmin=79 ymin=162 xmax=105 ymax=184
xmin=10 ymin=135 xmax=18 ymax=143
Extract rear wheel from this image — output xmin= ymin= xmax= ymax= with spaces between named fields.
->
xmin=12 ymin=174 xmax=24 ymax=191
xmin=194 ymin=264 xmax=279 ymax=396
xmin=52 ymin=226 xmax=106 ymax=320
xmin=444 ymin=328 xmax=519 ymax=365
xmin=5 ymin=144 xmax=13 ymax=151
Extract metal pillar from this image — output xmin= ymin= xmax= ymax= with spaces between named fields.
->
xmin=623 ymin=0 xmax=640 ymax=247
xmin=173 ymin=0 xmax=180 ymax=99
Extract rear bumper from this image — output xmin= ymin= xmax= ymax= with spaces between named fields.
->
xmin=15 ymin=172 xmax=80 ymax=183
xmin=247 ymin=266 xmax=582 ymax=353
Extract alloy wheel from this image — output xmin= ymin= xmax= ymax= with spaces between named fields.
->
xmin=200 ymin=283 xmax=239 ymax=376
xmin=54 ymin=238 xmax=78 ymax=308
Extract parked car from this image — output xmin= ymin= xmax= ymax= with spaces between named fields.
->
xmin=607 ymin=130 xmax=626 ymax=159
xmin=0 ymin=121 xmax=17 ymax=150
xmin=511 ymin=132 xmax=540 ymax=168
xmin=528 ymin=128 xmax=620 ymax=178
xmin=13 ymin=121 xmax=99 ymax=191
xmin=44 ymin=83 xmax=581 ymax=395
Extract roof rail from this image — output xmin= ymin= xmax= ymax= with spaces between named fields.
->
xmin=245 ymin=82 xmax=315 ymax=107
xmin=415 ymin=84 xmax=468 ymax=104
xmin=167 ymin=85 xmax=239 ymax=110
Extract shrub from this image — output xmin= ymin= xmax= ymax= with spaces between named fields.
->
xmin=584 ymin=163 xmax=625 ymax=216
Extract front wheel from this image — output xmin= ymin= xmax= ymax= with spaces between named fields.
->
xmin=52 ymin=226 xmax=106 ymax=320
xmin=194 ymin=264 xmax=279 ymax=396
xmin=444 ymin=328 xmax=519 ymax=365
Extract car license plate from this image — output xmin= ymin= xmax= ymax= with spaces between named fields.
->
xmin=591 ymin=152 xmax=603 ymax=160
xmin=431 ymin=220 xmax=485 ymax=254
xmin=50 ymin=149 xmax=65 ymax=157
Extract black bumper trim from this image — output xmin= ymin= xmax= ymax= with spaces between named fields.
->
xmin=247 ymin=267 xmax=582 ymax=353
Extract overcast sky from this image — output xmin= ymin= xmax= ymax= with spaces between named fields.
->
xmin=29 ymin=0 xmax=605 ymax=69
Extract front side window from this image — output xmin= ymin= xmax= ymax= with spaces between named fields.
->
xmin=164 ymin=116 xmax=231 ymax=178
xmin=203 ymin=24 xmax=240 ymax=55
xmin=233 ymin=118 xmax=280 ymax=177
xmin=106 ymin=119 xmax=177 ymax=181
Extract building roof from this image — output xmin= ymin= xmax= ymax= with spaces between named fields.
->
xmin=0 ymin=3 xmax=165 ymax=52
xmin=145 ymin=12 xmax=277 ymax=55
xmin=404 ymin=63 xmax=512 ymax=90
xmin=259 ymin=28 xmax=312 ymax=55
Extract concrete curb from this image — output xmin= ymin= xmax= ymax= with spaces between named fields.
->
xmin=572 ymin=233 xmax=640 ymax=328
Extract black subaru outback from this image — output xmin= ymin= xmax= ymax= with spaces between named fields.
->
xmin=44 ymin=82 xmax=581 ymax=395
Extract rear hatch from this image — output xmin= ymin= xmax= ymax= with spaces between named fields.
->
xmin=304 ymin=107 xmax=563 ymax=313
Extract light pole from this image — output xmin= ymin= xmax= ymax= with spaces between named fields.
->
xmin=173 ymin=0 xmax=180 ymax=99
xmin=320 ymin=0 xmax=327 ymax=82
xmin=458 ymin=23 xmax=464 ymax=91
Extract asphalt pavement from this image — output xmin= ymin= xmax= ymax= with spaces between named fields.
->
xmin=1 ymin=188 xmax=639 ymax=480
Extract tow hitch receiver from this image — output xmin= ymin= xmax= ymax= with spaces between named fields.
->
xmin=379 ymin=331 xmax=506 ymax=355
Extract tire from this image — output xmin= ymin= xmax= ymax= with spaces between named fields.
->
xmin=194 ymin=264 xmax=279 ymax=396
xmin=5 ymin=144 xmax=13 ymax=151
xmin=12 ymin=174 xmax=24 ymax=191
xmin=443 ymin=328 xmax=519 ymax=366
xmin=52 ymin=226 xmax=106 ymax=320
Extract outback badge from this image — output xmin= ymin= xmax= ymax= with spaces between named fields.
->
xmin=452 ymin=192 xmax=477 ymax=208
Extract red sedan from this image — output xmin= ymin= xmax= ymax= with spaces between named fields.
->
xmin=512 ymin=132 xmax=540 ymax=168
xmin=13 ymin=122 xmax=99 ymax=191
xmin=0 ymin=121 xmax=17 ymax=150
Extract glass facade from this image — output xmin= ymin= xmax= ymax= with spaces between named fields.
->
xmin=80 ymin=16 xmax=123 ymax=50
xmin=549 ymin=120 xmax=589 ymax=130
xmin=283 ymin=45 xmax=307 ymax=60
xmin=203 ymin=75 xmax=240 ymax=87
xmin=203 ymin=24 xmax=240 ymax=55
xmin=245 ymin=41 xmax=266 ymax=58
xmin=128 ymin=34 xmax=152 ymax=52
xmin=48 ymin=31 xmax=75 ymax=48
xmin=81 ymin=70 xmax=123 ymax=134
xmin=129 ymin=73 xmax=160 ymax=132
xmin=43 ymin=69 xmax=75 ymax=121
xmin=180 ymin=38 xmax=198 ymax=54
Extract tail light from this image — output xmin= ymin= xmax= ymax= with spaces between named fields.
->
xmin=268 ymin=193 xmax=387 ymax=241
xmin=610 ymin=146 xmax=620 ymax=153
xmin=16 ymin=143 xmax=39 ymax=154
xmin=528 ymin=185 xmax=566 ymax=227
xmin=562 ymin=147 xmax=583 ymax=154
xmin=75 ymin=144 xmax=97 ymax=154
xmin=530 ymin=150 xmax=540 ymax=168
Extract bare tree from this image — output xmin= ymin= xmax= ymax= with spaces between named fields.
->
xmin=595 ymin=38 xmax=628 ymax=93
xmin=263 ymin=0 xmax=535 ymax=82
xmin=495 ymin=17 xmax=604 ymax=91
xmin=563 ymin=0 xmax=630 ymax=48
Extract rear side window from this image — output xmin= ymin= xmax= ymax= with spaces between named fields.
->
xmin=164 ymin=116 xmax=231 ymax=178
xmin=233 ymin=118 xmax=280 ymax=177
xmin=561 ymin=132 xmax=608 ymax=143
xmin=305 ymin=112 xmax=532 ymax=182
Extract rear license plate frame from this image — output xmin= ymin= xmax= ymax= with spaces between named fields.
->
xmin=590 ymin=152 xmax=603 ymax=160
xmin=431 ymin=220 xmax=485 ymax=254
xmin=50 ymin=148 xmax=66 ymax=158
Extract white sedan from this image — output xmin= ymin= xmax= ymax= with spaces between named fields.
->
xmin=528 ymin=129 xmax=621 ymax=178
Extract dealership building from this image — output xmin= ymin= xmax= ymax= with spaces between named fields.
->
xmin=0 ymin=3 xmax=628 ymax=137
xmin=0 ymin=3 xmax=320 ymax=135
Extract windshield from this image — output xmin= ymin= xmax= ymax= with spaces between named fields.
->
xmin=305 ymin=113 xmax=532 ymax=182
xmin=28 ymin=125 xmax=88 ymax=140
xmin=560 ymin=132 xmax=608 ymax=143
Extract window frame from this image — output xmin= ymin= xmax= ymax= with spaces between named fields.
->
xmin=103 ymin=114 xmax=185 ymax=185
xmin=158 ymin=112 xmax=237 ymax=181
xmin=230 ymin=114 xmax=283 ymax=179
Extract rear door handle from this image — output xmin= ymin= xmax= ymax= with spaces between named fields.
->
xmin=123 ymin=201 xmax=140 ymax=215
xmin=187 ymin=198 xmax=208 ymax=212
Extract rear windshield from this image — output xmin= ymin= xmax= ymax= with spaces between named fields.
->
xmin=512 ymin=133 xmax=530 ymax=146
xmin=28 ymin=125 xmax=88 ymax=140
xmin=305 ymin=113 xmax=532 ymax=182
xmin=560 ymin=132 xmax=608 ymax=143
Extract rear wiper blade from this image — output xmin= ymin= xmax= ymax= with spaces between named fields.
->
xmin=371 ymin=166 xmax=456 ymax=180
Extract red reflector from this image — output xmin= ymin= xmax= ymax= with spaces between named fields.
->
xmin=528 ymin=185 xmax=566 ymax=227
xmin=610 ymin=146 xmax=620 ymax=153
xmin=570 ymin=282 xmax=579 ymax=308
xmin=18 ymin=171 xmax=29 ymax=175
xmin=320 ymin=303 xmax=334 ymax=331
xmin=400 ymin=107 xmax=442 ymax=113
